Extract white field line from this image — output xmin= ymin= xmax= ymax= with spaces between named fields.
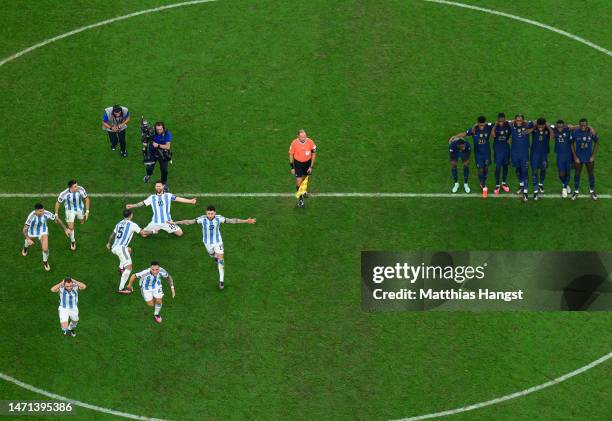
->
xmin=394 ymin=352 xmax=612 ymax=421
xmin=0 ymin=372 xmax=170 ymax=421
xmin=423 ymin=0 xmax=612 ymax=57
xmin=1 ymin=1 xmax=610 ymax=421
xmin=0 ymin=192 xmax=609 ymax=199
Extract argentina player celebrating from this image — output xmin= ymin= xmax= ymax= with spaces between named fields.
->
xmin=127 ymin=261 xmax=175 ymax=324
xmin=54 ymin=179 xmax=90 ymax=251
xmin=106 ymin=209 xmax=151 ymax=293
xmin=125 ymin=180 xmax=196 ymax=236
xmin=50 ymin=277 xmax=87 ymax=336
xmin=174 ymin=205 xmax=256 ymax=290
xmin=22 ymin=203 xmax=72 ymax=271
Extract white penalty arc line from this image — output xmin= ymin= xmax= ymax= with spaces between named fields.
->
xmin=0 ymin=192 xmax=610 ymax=199
xmin=0 ymin=372 xmax=170 ymax=421
xmin=0 ymin=1 xmax=610 ymax=420
xmin=394 ymin=351 xmax=612 ymax=421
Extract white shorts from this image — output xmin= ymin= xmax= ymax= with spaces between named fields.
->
xmin=58 ymin=306 xmax=79 ymax=323
xmin=65 ymin=209 xmax=84 ymax=223
xmin=112 ymin=245 xmax=132 ymax=268
xmin=205 ymin=242 xmax=224 ymax=256
xmin=28 ymin=232 xmax=48 ymax=240
xmin=141 ymin=287 xmax=164 ymax=302
xmin=145 ymin=222 xmax=181 ymax=234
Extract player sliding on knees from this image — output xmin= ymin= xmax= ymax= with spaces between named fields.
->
xmin=450 ymin=116 xmax=492 ymax=197
xmin=22 ymin=203 xmax=72 ymax=271
xmin=289 ymin=129 xmax=317 ymax=208
xmin=173 ymin=205 xmax=256 ymax=290
xmin=127 ymin=261 xmax=175 ymax=324
xmin=51 ymin=277 xmax=86 ymax=337
xmin=54 ymin=179 xmax=90 ymax=251
xmin=106 ymin=209 xmax=151 ymax=293
xmin=125 ymin=180 xmax=196 ymax=236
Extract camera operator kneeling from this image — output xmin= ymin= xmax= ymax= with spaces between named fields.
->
xmin=142 ymin=121 xmax=173 ymax=191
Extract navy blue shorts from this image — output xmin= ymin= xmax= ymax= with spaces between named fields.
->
xmin=530 ymin=153 xmax=548 ymax=170
xmin=475 ymin=154 xmax=490 ymax=168
xmin=556 ymin=156 xmax=572 ymax=173
xmin=449 ymin=150 xmax=470 ymax=162
xmin=576 ymin=153 xmax=592 ymax=164
xmin=512 ymin=156 xmax=529 ymax=170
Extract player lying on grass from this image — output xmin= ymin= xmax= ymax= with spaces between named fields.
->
xmin=22 ymin=203 xmax=72 ymax=271
xmin=530 ymin=118 xmax=554 ymax=201
xmin=125 ymin=180 xmax=196 ymax=236
xmin=173 ymin=205 xmax=256 ymax=290
xmin=289 ymin=129 xmax=317 ymax=208
xmin=106 ymin=209 xmax=151 ymax=293
xmin=491 ymin=113 xmax=511 ymax=195
xmin=450 ymin=116 xmax=493 ymax=197
xmin=447 ymin=137 xmax=471 ymax=193
xmin=126 ymin=261 xmax=174 ymax=324
xmin=51 ymin=277 xmax=86 ymax=336
xmin=571 ymin=118 xmax=599 ymax=201
xmin=54 ymin=179 xmax=90 ymax=251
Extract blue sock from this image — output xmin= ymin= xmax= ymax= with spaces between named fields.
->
xmin=574 ymin=173 xmax=580 ymax=191
xmin=589 ymin=175 xmax=595 ymax=191
xmin=540 ymin=167 xmax=546 ymax=184
xmin=502 ymin=165 xmax=508 ymax=183
xmin=451 ymin=168 xmax=458 ymax=182
xmin=494 ymin=166 xmax=501 ymax=186
xmin=532 ymin=172 xmax=538 ymax=191
xmin=463 ymin=167 xmax=469 ymax=183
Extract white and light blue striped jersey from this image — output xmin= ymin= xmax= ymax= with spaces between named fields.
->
xmin=144 ymin=193 xmax=176 ymax=224
xmin=25 ymin=210 xmax=55 ymax=236
xmin=58 ymin=283 xmax=79 ymax=309
xmin=57 ymin=187 xmax=88 ymax=212
xmin=112 ymin=219 xmax=142 ymax=248
xmin=136 ymin=267 xmax=169 ymax=291
xmin=196 ymin=215 xmax=226 ymax=245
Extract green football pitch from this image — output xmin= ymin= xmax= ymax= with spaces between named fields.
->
xmin=0 ymin=1 xmax=610 ymax=420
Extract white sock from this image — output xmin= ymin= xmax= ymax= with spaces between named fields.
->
xmin=119 ymin=269 xmax=131 ymax=290
xmin=24 ymin=239 xmax=29 ymax=247
xmin=69 ymin=321 xmax=78 ymax=330
xmin=42 ymin=251 xmax=49 ymax=262
xmin=218 ymin=259 xmax=225 ymax=283
xmin=70 ymin=231 xmax=75 ymax=241
xmin=154 ymin=303 xmax=162 ymax=316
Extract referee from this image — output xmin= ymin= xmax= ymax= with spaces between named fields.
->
xmin=102 ymin=105 xmax=130 ymax=158
xmin=289 ymin=129 xmax=317 ymax=207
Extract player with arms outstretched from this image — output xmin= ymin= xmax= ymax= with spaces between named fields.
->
xmin=106 ymin=209 xmax=150 ymax=293
xmin=55 ymin=179 xmax=90 ymax=251
xmin=125 ymin=180 xmax=196 ymax=236
xmin=127 ymin=261 xmax=175 ymax=323
xmin=173 ymin=205 xmax=256 ymax=290
xmin=51 ymin=277 xmax=87 ymax=336
xmin=22 ymin=203 xmax=72 ymax=271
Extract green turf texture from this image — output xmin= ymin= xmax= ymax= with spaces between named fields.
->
xmin=0 ymin=1 xmax=611 ymax=420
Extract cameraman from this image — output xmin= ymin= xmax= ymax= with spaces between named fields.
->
xmin=102 ymin=105 xmax=130 ymax=158
xmin=143 ymin=121 xmax=173 ymax=189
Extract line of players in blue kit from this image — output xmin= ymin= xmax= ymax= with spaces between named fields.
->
xmin=448 ymin=113 xmax=600 ymax=201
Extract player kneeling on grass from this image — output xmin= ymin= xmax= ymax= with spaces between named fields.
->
xmin=106 ymin=209 xmax=151 ymax=293
xmin=448 ymin=138 xmax=471 ymax=193
xmin=22 ymin=203 xmax=72 ymax=271
xmin=173 ymin=206 xmax=256 ymax=290
xmin=127 ymin=261 xmax=174 ymax=324
xmin=125 ymin=180 xmax=196 ymax=236
xmin=570 ymin=118 xmax=599 ymax=201
xmin=54 ymin=179 xmax=90 ymax=251
xmin=51 ymin=277 xmax=86 ymax=337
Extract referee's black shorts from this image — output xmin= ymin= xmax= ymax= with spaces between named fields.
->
xmin=294 ymin=160 xmax=311 ymax=177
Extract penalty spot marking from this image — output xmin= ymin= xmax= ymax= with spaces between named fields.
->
xmin=0 ymin=372 xmax=169 ymax=421
xmin=0 ymin=1 xmax=610 ymax=420
xmin=0 ymin=192 xmax=610 ymax=199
